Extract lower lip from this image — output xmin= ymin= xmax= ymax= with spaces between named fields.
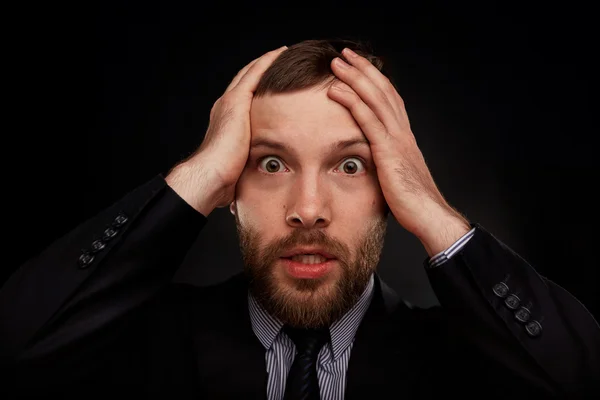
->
xmin=280 ymin=258 xmax=336 ymax=279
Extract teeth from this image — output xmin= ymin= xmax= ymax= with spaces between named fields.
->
xmin=290 ymin=254 xmax=327 ymax=264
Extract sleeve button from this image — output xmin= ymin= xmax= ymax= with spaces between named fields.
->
xmin=525 ymin=320 xmax=543 ymax=337
xmin=103 ymin=227 xmax=118 ymax=241
xmin=78 ymin=252 xmax=95 ymax=268
xmin=112 ymin=213 xmax=128 ymax=227
xmin=90 ymin=239 xmax=106 ymax=253
xmin=492 ymin=282 xmax=509 ymax=298
xmin=504 ymin=294 xmax=521 ymax=310
xmin=514 ymin=306 xmax=531 ymax=323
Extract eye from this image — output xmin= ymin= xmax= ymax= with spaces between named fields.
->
xmin=258 ymin=156 xmax=286 ymax=173
xmin=338 ymin=157 xmax=365 ymax=175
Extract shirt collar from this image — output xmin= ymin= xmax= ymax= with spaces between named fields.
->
xmin=248 ymin=274 xmax=375 ymax=361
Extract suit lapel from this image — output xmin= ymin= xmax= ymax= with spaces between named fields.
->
xmin=230 ymin=277 xmax=269 ymax=399
xmin=344 ymin=274 xmax=454 ymax=398
xmin=191 ymin=273 xmax=268 ymax=399
xmin=345 ymin=274 xmax=401 ymax=397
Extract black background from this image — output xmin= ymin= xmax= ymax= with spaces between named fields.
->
xmin=4 ymin=1 xmax=598 ymax=315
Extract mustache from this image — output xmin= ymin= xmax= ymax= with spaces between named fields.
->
xmin=261 ymin=229 xmax=351 ymax=265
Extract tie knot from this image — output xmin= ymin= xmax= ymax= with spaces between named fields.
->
xmin=283 ymin=326 xmax=330 ymax=355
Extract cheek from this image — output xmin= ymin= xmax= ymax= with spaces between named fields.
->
xmin=365 ymin=176 xmax=387 ymax=214
xmin=236 ymin=201 xmax=282 ymax=231
xmin=235 ymin=180 xmax=285 ymax=229
xmin=371 ymin=190 xmax=387 ymax=215
xmin=334 ymin=177 xmax=387 ymax=215
xmin=236 ymin=170 xmax=287 ymax=208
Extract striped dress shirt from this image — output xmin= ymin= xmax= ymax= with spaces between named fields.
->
xmin=248 ymin=227 xmax=476 ymax=400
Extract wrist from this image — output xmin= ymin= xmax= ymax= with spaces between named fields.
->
xmin=415 ymin=203 xmax=471 ymax=257
xmin=165 ymin=157 xmax=226 ymax=216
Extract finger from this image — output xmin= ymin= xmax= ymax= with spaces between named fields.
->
xmin=340 ymin=48 xmax=406 ymax=119
xmin=330 ymin=57 xmax=399 ymax=132
xmin=225 ymin=45 xmax=286 ymax=93
xmin=225 ymin=57 xmax=260 ymax=93
xmin=233 ymin=46 xmax=287 ymax=94
xmin=327 ymin=81 xmax=389 ymax=143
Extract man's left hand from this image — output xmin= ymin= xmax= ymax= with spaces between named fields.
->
xmin=328 ymin=48 xmax=470 ymax=256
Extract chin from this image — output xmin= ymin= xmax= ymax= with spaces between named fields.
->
xmin=282 ymin=276 xmax=337 ymax=298
xmin=269 ymin=270 xmax=342 ymax=319
xmin=271 ymin=282 xmax=342 ymax=328
xmin=248 ymin=258 xmax=366 ymax=328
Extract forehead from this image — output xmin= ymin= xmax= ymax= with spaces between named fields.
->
xmin=250 ymin=87 xmax=366 ymax=149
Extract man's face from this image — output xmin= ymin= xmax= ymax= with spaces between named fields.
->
xmin=233 ymin=86 xmax=388 ymax=328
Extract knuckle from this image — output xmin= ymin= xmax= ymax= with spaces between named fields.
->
xmin=338 ymin=81 xmax=353 ymax=92
xmin=349 ymin=98 xmax=363 ymax=113
xmin=377 ymin=90 xmax=390 ymax=106
xmin=210 ymin=96 xmax=236 ymax=122
xmin=219 ymin=93 xmax=235 ymax=108
xmin=231 ymin=88 xmax=253 ymax=102
xmin=210 ymin=96 xmax=223 ymax=111
xmin=370 ymin=121 xmax=386 ymax=134
xmin=384 ymin=78 xmax=396 ymax=94
xmin=395 ymin=93 xmax=406 ymax=107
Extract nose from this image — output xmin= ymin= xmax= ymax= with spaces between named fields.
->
xmin=286 ymin=174 xmax=331 ymax=229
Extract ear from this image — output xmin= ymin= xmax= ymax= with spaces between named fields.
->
xmin=229 ymin=201 xmax=236 ymax=215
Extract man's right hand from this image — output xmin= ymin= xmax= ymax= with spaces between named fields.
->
xmin=165 ymin=46 xmax=287 ymax=216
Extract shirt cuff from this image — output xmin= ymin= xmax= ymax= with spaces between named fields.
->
xmin=427 ymin=227 xmax=476 ymax=268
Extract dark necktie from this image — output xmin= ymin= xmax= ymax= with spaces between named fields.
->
xmin=283 ymin=325 xmax=330 ymax=400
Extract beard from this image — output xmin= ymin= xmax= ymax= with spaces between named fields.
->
xmin=235 ymin=214 xmax=387 ymax=329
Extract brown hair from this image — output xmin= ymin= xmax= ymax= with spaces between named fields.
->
xmin=254 ymin=38 xmax=391 ymax=98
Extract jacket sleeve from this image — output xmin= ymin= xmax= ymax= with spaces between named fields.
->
xmin=0 ymin=174 xmax=207 ymax=393
xmin=425 ymin=223 xmax=600 ymax=396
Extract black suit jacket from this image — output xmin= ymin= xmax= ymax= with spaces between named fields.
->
xmin=1 ymin=175 xmax=599 ymax=398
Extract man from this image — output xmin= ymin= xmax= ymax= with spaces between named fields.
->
xmin=1 ymin=39 xmax=599 ymax=399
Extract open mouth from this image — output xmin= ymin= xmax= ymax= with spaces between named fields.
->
xmin=280 ymin=255 xmax=336 ymax=279
xmin=283 ymin=254 xmax=331 ymax=264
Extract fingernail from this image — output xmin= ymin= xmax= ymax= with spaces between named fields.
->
xmin=343 ymin=48 xmax=357 ymax=58
xmin=280 ymin=45 xmax=288 ymax=50
xmin=334 ymin=57 xmax=349 ymax=68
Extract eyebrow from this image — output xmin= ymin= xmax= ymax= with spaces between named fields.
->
xmin=250 ymin=137 xmax=370 ymax=155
